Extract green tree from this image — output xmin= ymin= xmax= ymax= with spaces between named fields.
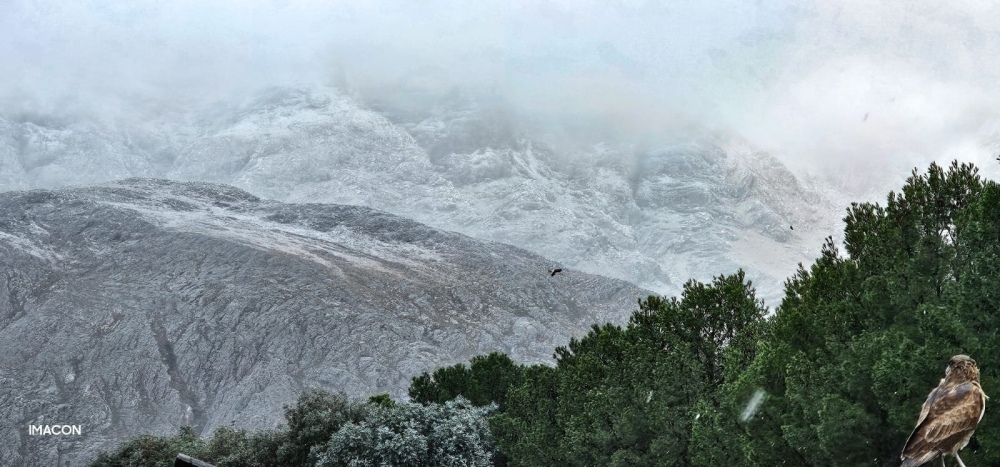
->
xmin=314 ymin=398 xmax=497 ymax=467
xmin=276 ymin=389 xmax=370 ymax=466
xmin=91 ymin=426 xmax=210 ymax=467
xmin=490 ymin=365 xmax=564 ymax=466
xmin=93 ymin=390 xmax=494 ymax=467
xmin=732 ymin=162 xmax=993 ymax=465
xmin=409 ymin=352 xmax=524 ymax=409
xmin=494 ymin=270 xmax=767 ymax=466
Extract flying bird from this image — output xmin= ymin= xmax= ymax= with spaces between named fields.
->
xmin=549 ymin=268 xmax=563 ymax=277
xmin=901 ymin=354 xmax=987 ymax=467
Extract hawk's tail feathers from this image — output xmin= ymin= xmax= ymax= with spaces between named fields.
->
xmin=900 ymin=452 xmax=938 ymax=467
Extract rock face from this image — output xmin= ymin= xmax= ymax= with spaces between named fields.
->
xmin=0 ymin=179 xmax=647 ymax=466
xmin=0 ymin=86 xmax=844 ymax=303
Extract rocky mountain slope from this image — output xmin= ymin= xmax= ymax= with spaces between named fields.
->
xmin=0 ymin=179 xmax=647 ymax=466
xmin=0 ymin=86 xmax=845 ymax=303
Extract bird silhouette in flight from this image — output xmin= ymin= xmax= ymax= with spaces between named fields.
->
xmin=549 ymin=268 xmax=563 ymax=277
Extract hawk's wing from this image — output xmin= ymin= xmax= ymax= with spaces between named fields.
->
xmin=902 ymin=381 xmax=986 ymax=463
xmin=904 ymin=380 xmax=943 ymax=445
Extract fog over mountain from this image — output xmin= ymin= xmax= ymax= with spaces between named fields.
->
xmin=2 ymin=1 xmax=1000 ymax=465
xmin=3 ymin=0 xmax=1000 ymax=297
xmin=5 ymin=0 xmax=1000 ymax=181
xmin=1 ymin=85 xmax=845 ymax=301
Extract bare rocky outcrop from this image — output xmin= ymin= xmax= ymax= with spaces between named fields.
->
xmin=0 ymin=179 xmax=647 ymax=466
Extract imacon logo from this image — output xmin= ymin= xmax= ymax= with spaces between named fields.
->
xmin=28 ymin=425 xmax=82 ymax=436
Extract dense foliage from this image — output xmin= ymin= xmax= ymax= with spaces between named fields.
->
xmin=315 ymin=398 xmax=496 ymax=466
xmin=488 ymin=270 xmax=767 ymax=466
xmin=409 ymin=161 xmax=1000 ymax=466
xmin=731 ymin=161 xmax=1000 ymax=465
xmin=410 ymin=352 xmax=524 ymax=410
xmin=91 ymin=390 xmax=496 ymax=467
xmin=95 ymin=162 xmax=1000 ymax=466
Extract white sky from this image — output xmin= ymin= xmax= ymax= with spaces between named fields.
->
xmin=3 ymin=0 xmax=1000 ymax=186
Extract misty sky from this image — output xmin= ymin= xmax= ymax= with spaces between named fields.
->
xmin=3 ymin=0 xmax=1000 ymax=186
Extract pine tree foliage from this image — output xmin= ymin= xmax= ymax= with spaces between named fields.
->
xmin=492 ymin=270 xmax=766 ymax=465
xmin=409 ymin=352 xmax=524 ymax=410
xmin=733 ymin=161 xmax=998 ymax=465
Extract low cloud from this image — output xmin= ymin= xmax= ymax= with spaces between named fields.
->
xmin=3 ymin=0 xmax=999 ymax=189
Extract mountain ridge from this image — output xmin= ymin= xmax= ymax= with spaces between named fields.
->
xmin=0 ymin=85 xmax=845 ymax=302
xmin=0 ymin=178 xmax=648 ymax=466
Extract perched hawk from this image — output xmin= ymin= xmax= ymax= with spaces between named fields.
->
xmin=901 ymin=355 xmax=987 ymax=467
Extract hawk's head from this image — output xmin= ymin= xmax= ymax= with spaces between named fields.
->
xmin=945 ymin=354 xmax=980 ymax=383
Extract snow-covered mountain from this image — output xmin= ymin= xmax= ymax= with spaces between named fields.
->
xmin=0 ymin=86 xmax=845 ymax=303
xmin=0 ymin=85 xmax=854 ymax=465
xmin=0 ymin=179 xmax=646 ymax=466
